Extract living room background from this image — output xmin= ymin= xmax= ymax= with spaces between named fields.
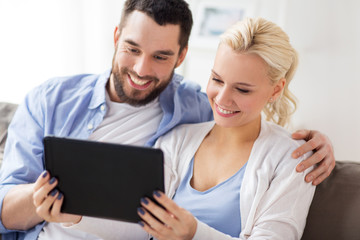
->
xmin=0 ymin=0 xmax=359 ymax=162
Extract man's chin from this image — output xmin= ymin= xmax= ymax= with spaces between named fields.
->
xmin=119 ymin=93 xmax=157 ymax=107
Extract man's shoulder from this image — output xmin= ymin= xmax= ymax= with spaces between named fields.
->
xmin=27 ymin=71 xmax=108 ymax=102
xmin=40 ymin=73 xmax=100 ymax=93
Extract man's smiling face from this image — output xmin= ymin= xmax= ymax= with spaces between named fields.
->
xmin=109 ymin=11 xmax=187 ymax=106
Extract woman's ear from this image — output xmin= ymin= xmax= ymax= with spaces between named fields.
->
xmin=175 ymin=46 xmax=188 ymax=68
xmin=271 ymin=78 xmax=286 ymax=101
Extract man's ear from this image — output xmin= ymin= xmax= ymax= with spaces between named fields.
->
xmin=175 ymin=46 xmax=188 ymax=68
xmin=271 ymin=78 xmax=286 ymax=100
xmin=114 ymin=26 xmax=121 ymax=47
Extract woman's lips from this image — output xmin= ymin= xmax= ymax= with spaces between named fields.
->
xmin=215 ymin=102 xmax=240 ymax=117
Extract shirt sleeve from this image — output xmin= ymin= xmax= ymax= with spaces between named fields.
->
xmin=0 ymin=87 xmax=46 ymax=233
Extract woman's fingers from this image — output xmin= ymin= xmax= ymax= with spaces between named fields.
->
xmin=33 ymin=171 xmax=50 ymax=192
xmin=137 ymin=206 xmax=172 ymax=239
xmin=138 ymin=191 xmax=197 ymax=240
xmin=140 ymin=196 xmax=177 ymax=228
xmin=33 ymin=175 xmax=58 ymax=207
xmin=35 ymin=188 xmax=59 ymax=219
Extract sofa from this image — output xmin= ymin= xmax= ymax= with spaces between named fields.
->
xmin=0 ymin=101 xmax=359 ymax=239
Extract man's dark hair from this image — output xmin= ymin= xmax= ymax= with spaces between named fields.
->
xmin=119 ymin=0 xmax=193 ymax=53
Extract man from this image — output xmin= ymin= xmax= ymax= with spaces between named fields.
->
xmin=0 ymin=0 xmax=334 ymax=239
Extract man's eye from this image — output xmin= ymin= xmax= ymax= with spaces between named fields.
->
xmin=128 ymin=48 xmax=139 ymax=54
xmin=154 ymin=55 xmax=167 ymax=61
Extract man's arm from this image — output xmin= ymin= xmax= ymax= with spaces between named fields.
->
xmin=292 ymin=129 xmax=335 ymax=185
xmin=2 ymin=184 xmax=43 ymax=230
xmin=0 ymin=87 xmax=46 ymax=232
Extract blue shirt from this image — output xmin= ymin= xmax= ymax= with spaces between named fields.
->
xmin=0 ymin=69 xmax=213 ymax=240
xmin=173 ymin=158 xmax=247 ymax=237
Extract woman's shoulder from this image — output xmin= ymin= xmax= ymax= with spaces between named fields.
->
xmin=261 ymin=120 xmax=305 ymax=150
xmin=254 ymin=120 xmax=311 ymax=167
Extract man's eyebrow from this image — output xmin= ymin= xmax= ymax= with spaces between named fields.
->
xmin=154 ymin=50 xmax=175 ymax=56
xmin=124 ymin=39 xmax=140 ymax=47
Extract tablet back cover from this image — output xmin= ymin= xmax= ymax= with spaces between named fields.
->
xmin=43 ymin=136 xmax=164 ymax=223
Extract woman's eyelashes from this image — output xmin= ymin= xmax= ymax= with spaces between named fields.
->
xmin=212 ymin=77 xmax=223 ymax=84
xmin=212 ymin=77 xmax=251 ymax=94
xmin=236 ymin=88 xmax=250 ymax=94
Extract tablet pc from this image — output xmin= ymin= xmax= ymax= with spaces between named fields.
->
xmin=43 ymin=136 xmax=164 ymax=223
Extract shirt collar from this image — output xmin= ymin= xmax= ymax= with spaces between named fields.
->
xmin=88 ymin=69 xmax=111 ymax=110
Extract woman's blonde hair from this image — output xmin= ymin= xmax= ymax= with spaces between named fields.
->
xmin=220 ymin=17 xmax=298 ymax=126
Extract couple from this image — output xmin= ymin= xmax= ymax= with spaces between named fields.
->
xmin=0 ymin=0 xmax=334 ymax=239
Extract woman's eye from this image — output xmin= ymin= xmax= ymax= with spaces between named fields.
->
xmin=212 ymin=78 xmax=223 ymax=83
xmin=236 ymin=88 xmax=250 ymax=93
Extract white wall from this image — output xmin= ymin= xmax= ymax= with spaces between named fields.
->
xmin=0 ymin=0 xmax=359 ymax=162
xmin=0 ymin=0 xmax=124 ymax=103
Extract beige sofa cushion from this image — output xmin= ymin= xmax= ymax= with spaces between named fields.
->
xmin=302 ymin=161 xmax=360 ymax=240
xmin=0 ymin=102 xmax=18 ymax=164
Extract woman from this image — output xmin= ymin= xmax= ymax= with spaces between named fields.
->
xmin=137 ymin=18 xmax=315 ymax=239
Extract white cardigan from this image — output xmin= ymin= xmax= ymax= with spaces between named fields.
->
xmin=70 ymin=119 xmax=315 ymax=240
xmin=155 ymin=119 xmax=315 ymax=240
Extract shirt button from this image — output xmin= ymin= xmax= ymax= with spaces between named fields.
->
xmin=100 ymin=105 xmax=105 ymax=111
xmin=87 ymin=123 xmax=93 ymax=130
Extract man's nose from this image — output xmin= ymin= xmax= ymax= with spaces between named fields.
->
xmin=133 ymin=56 xmax=153 ymax=78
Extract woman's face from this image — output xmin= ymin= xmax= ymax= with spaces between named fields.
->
xmin=206 ymin=43 xmax=284 ymax=128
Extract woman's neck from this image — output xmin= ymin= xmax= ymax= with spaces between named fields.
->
xmin=209 ymin=116 xmax=262 ymax=147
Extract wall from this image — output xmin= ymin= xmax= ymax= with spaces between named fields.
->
xmin=0 ymin=0 xmax=359 ymax=162
xmin=0 ymin=0 xmax=124 ymax=103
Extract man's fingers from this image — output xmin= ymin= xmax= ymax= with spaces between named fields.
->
xmin=296 ymin=147 xmax=327 ymax=172
xmin=307 ymin=157 xmax=335 ymax=185
xmin=292 ymin=137 xmax=320 ymax=159
xmin=291 ymin=129 xmax=310 ymax=140
xmin=303 ymin=156 xmax=334 ymax=184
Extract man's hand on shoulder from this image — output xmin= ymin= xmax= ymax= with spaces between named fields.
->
xmin=291 ymin=129 xmax=335 ymax=186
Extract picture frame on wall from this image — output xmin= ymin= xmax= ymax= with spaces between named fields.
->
xmin=190 ymin=0 xmax=255 ymax=49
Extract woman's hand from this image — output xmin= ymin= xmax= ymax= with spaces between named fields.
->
xmin=32 ymin=171 xmax=82 ymax=224
xmin=138 ymin=191 xmax=197 ymax=240
xmin=292 ymin=129 xmax=335 ymax=185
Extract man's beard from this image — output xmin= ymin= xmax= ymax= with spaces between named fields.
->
xmin=111 ymin=66 xmax=174 ymax=106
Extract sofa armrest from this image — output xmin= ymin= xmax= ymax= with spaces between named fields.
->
xmin=301 ymin=161 xmax=360 ymax=240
